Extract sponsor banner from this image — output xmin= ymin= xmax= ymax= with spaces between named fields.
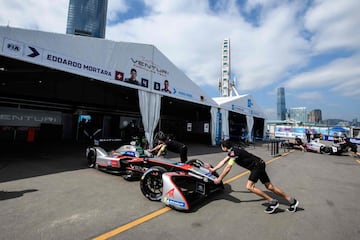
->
xmin=274 ymin=125 xmax=355 ymax=142
xmin=3 ymin=38 xmax=43 ymax=64
xmin=164 ymin=197 xmax=186 ymax=208
xmin=24 ymin=44 xmax=43 ymax=63
xmin=0 ymin=107 xmax=62 ymax=127
xmin=43 ymin=50 xmax=113 ymax=81
xmin=0 ymin=32 xmax=215 ymax=106
xmin=3 ymin=38 xmax=24 ymax=57
xmin=350 ymin=138 xmax=360 ymax=145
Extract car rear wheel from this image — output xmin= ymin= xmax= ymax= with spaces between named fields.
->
xmin=87 ymin=148 xmax=96 ymax=168
xmin=140 ymin=166 xmax=166 ymax=201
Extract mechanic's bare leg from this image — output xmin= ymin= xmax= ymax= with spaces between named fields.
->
xmin=246 ymin=180 xmax=272 ymax=201
xmin=264 ymin=182 xmax=291 ymax=202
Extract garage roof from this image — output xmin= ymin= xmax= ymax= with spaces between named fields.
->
xmin=213 ymin=94 xmax=266 ymax=119
xmin=0 ymin=26 xmax=217 ymax=107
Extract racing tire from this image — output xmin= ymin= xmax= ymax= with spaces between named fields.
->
xmin=324 ymin=146 xmax=331 ymax=154
xmin=185 ymin=159 xmax=205 ymax=168
xmin=320 ymin=146 xmax=326 ymax=154
xmin=87 ymin=148 xmax=96 ymax=168
xmin=140 ymin=166 xmax=167 ymax=201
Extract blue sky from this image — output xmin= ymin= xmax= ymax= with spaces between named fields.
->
xmin=0 ymin=0 xmax=359 ymax=121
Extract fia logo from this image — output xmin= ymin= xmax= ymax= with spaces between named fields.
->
xmin=7 ymin=43 xmax=21 ymax=52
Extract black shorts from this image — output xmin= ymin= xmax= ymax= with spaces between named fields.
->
xmin=248 ymin=162 xmax=270 ymax=184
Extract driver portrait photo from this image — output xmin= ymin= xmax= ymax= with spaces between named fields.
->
xmin=124 ymin=68 xmax=148 ymax=88
xmin=124 ymin=68 xmax=139 ymax=85
xmin=161 ymin=79 xmax=171 ymax=94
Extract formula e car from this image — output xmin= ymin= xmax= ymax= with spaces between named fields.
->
xmin=327 ymin=141 xmax=353 ymax=155
xmin=86 ymin=140 xmax=224 ymax=210
xmin=86 ymin=141 xmax=152 ymax=180
xmin=85 ymin=131 xmax=224 ymax=210
xmin=304 ymin=139 xmax=330 ymax=154
xmin=86 ymin=137 xmax=222 ymax=184
xmin=85 ymin=129 xmax=154 ymax=180
xmin=140 ymin=160 xmax=224 ymax=211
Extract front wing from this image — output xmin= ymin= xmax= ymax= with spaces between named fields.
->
xmin=161 ymin=168 xmax=223 ymax=210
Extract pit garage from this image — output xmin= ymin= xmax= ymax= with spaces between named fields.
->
xmin=214 ymin=95 xmax=266 ymax=143
xmin=0 ymin=26 xmax=217 ymax=147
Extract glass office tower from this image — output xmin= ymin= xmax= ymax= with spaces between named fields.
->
xmin=289 ymin=107 xmax=307 ymax=123
xmin=308 ymin=109 xmax=322 ymax=123
xmin=277 ymin=87 xmax=286 ymax=120
xmin=66 ymin=0 xmax=108 ymax=38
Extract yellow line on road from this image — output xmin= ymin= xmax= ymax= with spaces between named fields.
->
xmin=92 ymin=151 xmax=292 ymax=239
xmin=92 ymin=207 xmax=171 ymax=240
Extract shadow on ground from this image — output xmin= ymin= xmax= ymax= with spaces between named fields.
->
xmin=0 ymin=189 xmax=38 ymax=201
xmin=0 ymin=142 xmax=87 ymax=183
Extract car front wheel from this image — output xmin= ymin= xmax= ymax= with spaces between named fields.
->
xmin=140 ymin=166 xmax=166 ymax=201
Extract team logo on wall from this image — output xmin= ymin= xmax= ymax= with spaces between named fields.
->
xmin=3 ymin=38 xmax=23 ymax=57
xmin=130 ymin=56 xmax=169 ymax=77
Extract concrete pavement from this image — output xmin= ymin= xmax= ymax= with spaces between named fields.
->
xmin=1 ymin=142 xmax=360 ymax=240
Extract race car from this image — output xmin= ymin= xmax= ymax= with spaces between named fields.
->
xmin=85 ymin=128 xmax=154 ymax=179
xmin=140 ymin=159 xmax=224 ymax=211
xmin=86 ymin=139 xmax=221 ymax=183
xmin=86 ymin=142 xmax=152 ymax=179
xmin=304 ymin=139 xmax=331 ymax=154
xmin=85 ymin=131 xmax=224 ymax=210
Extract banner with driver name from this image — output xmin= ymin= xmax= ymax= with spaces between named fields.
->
xmin=0 ymin=27 xmax=217 ymax=107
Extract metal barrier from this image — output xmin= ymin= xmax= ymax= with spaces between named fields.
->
xmin=268 ymin=139 xmax=281 ymax=157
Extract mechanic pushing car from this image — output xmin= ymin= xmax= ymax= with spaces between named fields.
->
xmin=210 ymin=139 xmax=300 ymax=214
xmin=339 ymin=134 xmax=360 ymax=158
xmin=148 ymin=132 xmax=188 ymax=163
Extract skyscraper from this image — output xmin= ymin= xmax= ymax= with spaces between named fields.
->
xmin=66 ymin=0 xmax=108 ymax=38
xmin=277 ymin=87 xmax=286 ymax=120
xmin=289 ymin=107 xmax=307 ymax=123
xmin=308 ymin=109 xmax=322 ymax=123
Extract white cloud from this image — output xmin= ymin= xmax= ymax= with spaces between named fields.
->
xmin=106 ymin=0 xmax=312 ymax=93
xmin=0 ymin=0 xmax=68 ymax=33
xmin=107 ymin=0 xmax=129 ymax=22
xmin=295 ymin=91 xmax=325 ymax=100
xmin=284 ymin=53 xmax=360 ymax=98
xmin=143 ymin=0 xmax=210 ymax=14
xmin=305 ymin=0 xmax=360 ymax=52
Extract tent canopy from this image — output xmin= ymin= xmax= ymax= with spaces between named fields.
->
xmin=0 ymin=26 xmax=217 ymax=107
xmin=213 ymin=94 xmax=266 ymax=142
xmin=0 ymin=26 xmax=219 ymax=146
xmin=213 ymin=94 xmax=266 ymax=119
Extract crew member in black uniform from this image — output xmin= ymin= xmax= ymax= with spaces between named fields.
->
xmin=339 ymin=134 xmax=360 ymax=158
xmin=149 ymin=133 xmax=188 ymax=163
xmin=210 ymin=139 xmax=299 ymax=214
xmin=293 ymin=136 xmax=306 ymax=151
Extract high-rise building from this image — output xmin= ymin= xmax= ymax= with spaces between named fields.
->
xmin=277 ymin=87 xmax=286 ymax=120
xmin=308 ymin=109 xmax=322 ymax=123
xmin=66 ymin=0 xmax=108 ymax=38
xmin=219 ymin=38 xmax=232 ymax=97
xmin=289 ymin=107 xmax=307 ymax=122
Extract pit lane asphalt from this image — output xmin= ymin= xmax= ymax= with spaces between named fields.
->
xmin=1 ymin=142 xmax=360 ymax=240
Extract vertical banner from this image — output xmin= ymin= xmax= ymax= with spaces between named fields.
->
xmin=216 ymin=112 xmax=222 ymax=145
